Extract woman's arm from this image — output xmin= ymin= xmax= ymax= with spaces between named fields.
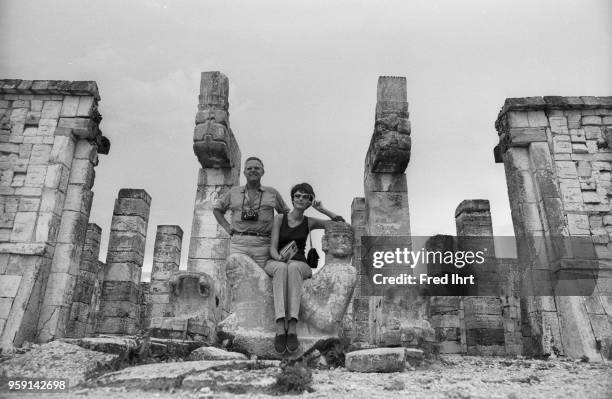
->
xmin=309 ymin=200 xmax=343 ymax=230
xmin=269 ymin=214 xmax=285 ymax=261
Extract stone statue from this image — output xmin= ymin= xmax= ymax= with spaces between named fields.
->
xmin=299 ymin=222 xmax=356 ymax=333
xmin=152 ymin=272 xmax=217 ymax=342
xmin=217 ymin=222 xmax=357 ymax=358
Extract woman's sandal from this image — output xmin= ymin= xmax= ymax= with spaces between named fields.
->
xmin=286 ymin=333 xmax=299 ymax=353
xmin=274 ymin=333 xmax=287 ymax=353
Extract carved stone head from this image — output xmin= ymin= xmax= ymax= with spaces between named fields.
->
xmin=321 ymin=222 xmax=354 ymax=262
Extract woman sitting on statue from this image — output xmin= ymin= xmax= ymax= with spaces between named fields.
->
xmin=265 ymin=182 xmax=343 ymax=353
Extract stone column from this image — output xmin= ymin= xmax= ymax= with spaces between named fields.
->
xmin=455 ymin=200 xmax=506 ymax=356
xmin=148 ymin=225 xmax=182 ymax=329
xmin=65 ymin=223 xmax=102 ymax=337
xmin=350 ymin=197 xmax=370 ymax=345
xmin=187 ymin=71 xmax=240 ymax=323
xmin=0 ymin=80 xmax=109 ymax=348
xmin=494 ymin=96 xmax=612 ymax=361
xmin=363 ymin=76 xmax=432 ymax=348
xmin=98 ymin=189 xmax=151 ymax=335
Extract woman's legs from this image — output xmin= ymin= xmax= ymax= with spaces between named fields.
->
xmin=264 ymin=259 xmax=312 ymax=352
xmin=264 ymin=260 xmax=290 ymax=323
xmin=285 ymin=261 xmax=313 ymax=325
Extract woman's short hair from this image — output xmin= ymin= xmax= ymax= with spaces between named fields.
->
xmin=290 ymin=182 xmax=315 ymax=199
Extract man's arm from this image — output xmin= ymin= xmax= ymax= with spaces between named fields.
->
xmin=213 ymin=208 xmax=233 ymax=236
xmin=274 ymin=188 xmax=290 ymax=213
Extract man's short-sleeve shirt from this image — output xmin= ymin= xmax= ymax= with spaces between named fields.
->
xmin=214 ymin=185 xmax=289 ymax=234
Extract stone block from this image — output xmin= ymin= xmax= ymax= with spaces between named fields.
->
xmin=76 ymin=97 xmax=94 ymax=117
xmin=41 ymin=101 xmax=62 ymax=119
xmin=0 ymin=297 xmax=13 ymax=318
xmin=364 ymin=172 xmax=407 ymax=192
xmin=29 ymin=144 xmax=52 ymax=165
xmin=68 ymin=158 xmax=94 ymax=187
xmin=113 ymin=198 xmax=150 ymax=220
xmin=345 ymin=348 xmax=405 ymax=373
xmin=40 ymin=188 xmax=64 ymax=216
xmin=60 ymin=96 xmax=79 ymax=117
xmin=10 ymin=212 xmax=37 ymax=242
xmin=559 ymin=179 xmax=582 ymax=203
xmin=572 ymin=143 xmax=589 ymax=153
xmin=108 ymin=231 xmax=146 ymax=255
xmin=104 ymin=262 xmax=141 ymax=284
xmin=56 ymin=210 xmax=88 ymax=244
xmin=584 ymin=126 xmax=602 ymax=140
xmin=509 ymin=127 xmax=547 ymax=146
xmin=186 ymin=346 xmax=247 ymax=361
xmin=570 ymin=128 xmax=587 ymax=144
xmin=97 ymin=316 xmax=136 ymax=335
xmin=188 ymin=237 xmax=229 ymax=259
xmin=553 ymin=136 xmax=572 ymax=154
xmin=24 ymin=165 xmax=46 ymax=187
xmin=49 ymin=135 xmax=75 ymax=167
xmin=507 ymin=112 xmax=529 ymax=127
xmin=190 ymin=213 xmax=225 ymax=238
xmin=151 ymin=261 xmax=180 ymax=281
xmin=110 ymin=215 xmax=147 ymax=236
xmin=18 ymin=198 xmax=40 ymax=212
xmin=58 ymin=117 xmax=96 ymax=138
xmin=106 ymin=251 xmax=144 ymax=266
xmin=0 ymin=275 xmax=21 ymax=298
xmin=582 ymin=116 xmax=602 ymax=126
xmin=42 ymin=273 xmax=76 ymax=308
xmin=567 ymin=214 xmax=590 ymax=235
xmin=35 ymin=212 xmax=60 ymax=243
xmin=527 ymin=111 xmax=548 ymax=127
xmin=99 ymin=301 xmax=138 ymax=319
xmin=555 ymin=161 xmax=578 ymax=179
xmin=37 ymin=119 xmax=57 ymax=136
xmin=101 ymin=281 xmax=139 ymax=302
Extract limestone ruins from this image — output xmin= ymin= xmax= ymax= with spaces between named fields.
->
xmin=0 ymin=75 xmax=610 ymax=362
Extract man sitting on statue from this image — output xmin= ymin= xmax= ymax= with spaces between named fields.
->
xmin=213 ymin=156 xmax=289 ymax=267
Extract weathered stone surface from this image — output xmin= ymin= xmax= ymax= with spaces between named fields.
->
xmin=187 ymin=345 xmax=248 ymax=361
xmin=0 ymin=341 xmax=119 ymax=387
xmin=345 ymin=347 xmax=406 ymax=373
xmin=193 ymin=72 xmax=240 ymax=169
xmin=95 ymin=360 xmax=247 ymax=389
xmin=60 ymin=336 xmax=138 ymax=356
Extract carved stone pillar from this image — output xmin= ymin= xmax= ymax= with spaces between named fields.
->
xmin=187 ymin=72 xmax=240 ymax=324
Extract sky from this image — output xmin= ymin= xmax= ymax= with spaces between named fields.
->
xmin=1 ymin=0 xmax=611 ymax=276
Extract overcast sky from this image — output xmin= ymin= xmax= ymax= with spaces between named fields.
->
xmin=1 ymin=0 xmax=611 ymax=274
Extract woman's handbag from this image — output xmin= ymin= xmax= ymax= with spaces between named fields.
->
xmin=306 ymin=231 xmax=319 ymax=268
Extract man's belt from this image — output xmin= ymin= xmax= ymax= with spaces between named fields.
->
xmin=232 ymin=231 xmax=270 ymax=237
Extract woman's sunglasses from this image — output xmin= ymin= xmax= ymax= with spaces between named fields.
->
xmin=293 ymin=193 xmax=313 ymax=201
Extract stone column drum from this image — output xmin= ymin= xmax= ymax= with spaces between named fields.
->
xmin=98 ymin=188 xmax=151 ymax=335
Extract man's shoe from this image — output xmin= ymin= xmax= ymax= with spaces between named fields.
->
xmin=274 ymin=333 xmax=287 ymax=353
xmin=286 ymin=333 xmax=299 ymax=353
